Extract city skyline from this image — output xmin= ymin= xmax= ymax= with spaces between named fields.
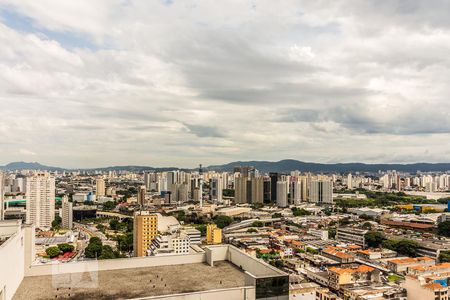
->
xmin=1 ymin=1 xmax=450 ymax=167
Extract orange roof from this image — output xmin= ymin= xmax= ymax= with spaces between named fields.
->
xmin=382 ymin=220 xmax=434 ymax=229
xmin=347 ymin=244 xmax=362 ymax=250
xmin=423 ymin=283 xmax=445 ymax=291
xmin=329 ymin=265 xmax=374 ymax=274
xmin=323 ymin=247 xmax=355 ymax=259
xmin=410 ymin=262 xmax=450 ymax=271
xmin=357 ymin=250 xmax=371 ymax=254
xmin=389 ymin=257 xmax=433 ymax=265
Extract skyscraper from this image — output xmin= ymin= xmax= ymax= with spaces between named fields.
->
xmin=251 ymin=176 xmax=264 ymax=204
xmin=269 ymin=172 xmax=280 ymax=202
xmin=209 ymin=177 xmax=223 ymax=202
xmin=309 ymin=179 xmax=333 ymax=204
xmin=234 ymin=176 xmax=248 ymax=204
xmin=137 ymin=185 xmax=146 ymax=206
xmin=289 ymin=179 xmax=302 ymax=205
xmin=276 ymin=181 xmax=288 ymax=207
xmin=61 ymin=195 xmax=73 ymax=230
xmin=96 ymin=178 xmax=105 ymax=197
xmin=347 ymin=173 xmax=353 ymax=190
xmin=25 ymin=172 xmax=56 ymax=229
xmin=133 ymin=211 xmax=158 ymax=257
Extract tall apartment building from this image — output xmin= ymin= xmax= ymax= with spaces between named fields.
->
xmin=269 ymin=172 xmax=280 ymax=202
xmin=133 ymin=211 xmax=158 ymax=257
xmin=251 ymin=176 xmax=264 ymax=204
xmin=206 ymin=224 xmax=222 ymax=244
xmin=96 ymin=178 xmax=105 ymax=197
xmin=25 ymin=173 xmax=55 ymax=229
xmin=137 ymin=185 xmax=146 ymax=206
xmin=234 ymin=176 xmax=248 ymax=204
xmin=209 ymin=177 xmax=223 ymax=202
xmin=309 ymin=179 xmax=333 ymax=204
xmin=276 ymin=181 xmax=288 ymax=207
xmin=289 ymin=179 xmax=302 ymax=205
xmin=0 ymin=172 xmax=4 ymax=221
xmin=61 ymin=195 xmax=73 ymax=230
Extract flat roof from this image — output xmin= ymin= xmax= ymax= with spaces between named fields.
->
xmin=13 ymin=261 xmax=247 ymax=300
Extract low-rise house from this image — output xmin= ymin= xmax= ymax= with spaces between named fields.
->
xmin=386 ymin=257 xmax=435 ymax=274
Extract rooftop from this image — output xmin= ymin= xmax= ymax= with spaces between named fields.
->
xmin=13 ymin=261 xmax=247 ymax=300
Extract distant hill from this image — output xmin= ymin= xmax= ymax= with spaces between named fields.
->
xmin=0 ymin=161 xmax=65 ymax=171
xmin=0 ymin=162 xmax=185 ymax=172
xmin=206 ymin=159 xmax=450 ymax=173
xmin=2 ymin=160 xmax=450 ymax=173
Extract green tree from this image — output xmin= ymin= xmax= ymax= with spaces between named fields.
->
xmin=395 ymin=240 xmax=419 ymax=257
xmin=247 ymin=228 xmax=258 ymax=233
xmin=252 ymin=221 xmax=264 ymax=227
xmin=99 ymin=245 xmax=115 ymax=259
xmin=102 ymin=201 xmax=116 ymax=211
xmin=52 ymin=216 xmax=62 ymax=231
xmin=438 ymin=221 xmax=450 ymax=237
xmin=85 ymin=237 xmax=103 ymax=258
xmin=364 ymin=231 xmax=385 ymax=248
xmin=109 ymin=219 xmax=121 ymax=231
xmin=195 ymin=224 xmax=207 ymax=236
xmin=213 ymin=215 xmax=233 ymax=229
xmin=362 ymin=222 xmax=373 ymax=230
xmin=57 ymin=243 xmax=74 ymax=253
xmin=272 ymin=213 xmax=283 ymax=218
xmin=46 ymin=246 xmax=61 ymax=258
xmin=306 ymin=247 xmax=319 ymax=255
xmin=328 ymin=228 xmax=336 ymax=239
xmin=291 ymin=207 xmax=311 ymax=216
xmin=439 ymin=250 xmax=450 ymax=263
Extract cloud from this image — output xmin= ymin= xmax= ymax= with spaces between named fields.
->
xmin=1 ymin=1 xmax=450 ymax=167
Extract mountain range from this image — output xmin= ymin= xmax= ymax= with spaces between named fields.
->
xmin=2 ymin=160 xmax=450 ymax=173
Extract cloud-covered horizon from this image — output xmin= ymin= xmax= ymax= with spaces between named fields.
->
xmin=1 ymin=0 xmax=450 ymax=168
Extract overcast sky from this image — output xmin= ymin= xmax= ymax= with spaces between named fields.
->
xmin=1 ymin=1 xmax=450 ymax=168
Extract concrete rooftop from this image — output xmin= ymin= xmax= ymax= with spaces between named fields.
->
xmin=13 ymin=261 xmax=247 ymax=300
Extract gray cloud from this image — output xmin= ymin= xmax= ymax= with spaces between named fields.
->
xmin=1 ymin=1 xmax=450 ymax=167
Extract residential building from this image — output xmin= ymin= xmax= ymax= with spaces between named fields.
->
xmin=235 ymin=176 xmax=248 ymax=204
xmin=96 ymin=178 xmax=105 ymax=197
xmin=209 ymin=177 xmax=223 ymax=202
xmin=181 ymin=228 xmax=201 ymax=245
xmin=251 ymin=176 xmax=264 ymax=204
xmin=133 ymin=211 xmax=158 ymax=257
xmin=404 ymin=274 xmax=449 ymax=300
xmin=137 ymin=185 xmax=146 ymax=206
xmin=328 ymin=264 xmax=379 ymax=291
xmin=336 ymin=227 xmax=368 ymax=247
xmin=276 ymin=181 xmax=288 ymax=207
xmin=149 ymin=233 xmax=190 ymax=256
xmin=25 ymin=173 xmax=55 ymax=229
xmin=61 ymin=196 xmax=73 ymax=230
xmin=309 ymin=179 xmax=333 ymax=205
xmin=387 ymin=257 xmax=435 ymax=273
xmin=206 ymin=224 xmax=222 ymax=244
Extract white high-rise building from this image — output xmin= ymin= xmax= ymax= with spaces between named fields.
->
xmin=309 ymin=179 xmax=333 ymax=204
xmin=0 ymin=172 xmax=4 ymax=221
xmin=25 ymin=173 xmax=55 ymax=229
xmin=289 ymin=179 xmax=302 ymax=205
xmin=276 ymin=181 xmax=288 ymax=207
xmin=347 ymin=173 xmax=353 ymax=190
xmin=61 ymin=195 xmax=73 ymax=230
xmin=96 ymin=178 xmax=105 ymax=197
